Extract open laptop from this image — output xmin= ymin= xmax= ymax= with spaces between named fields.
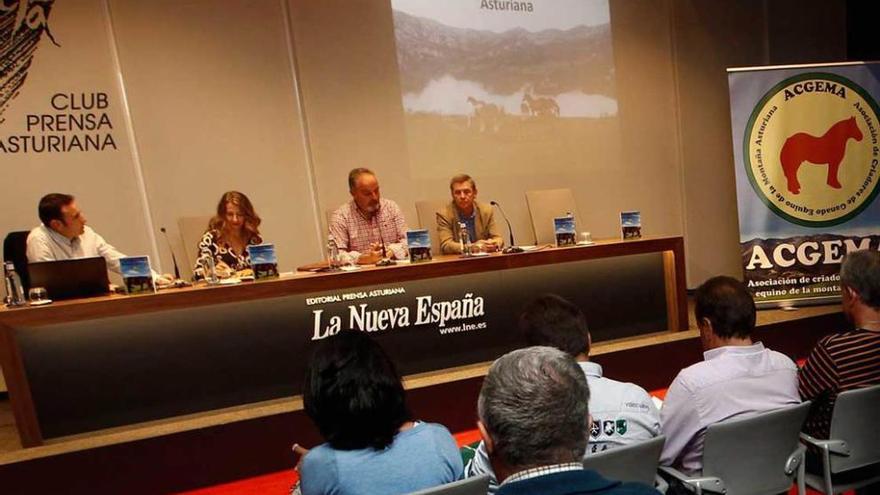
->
xmin=28 ymin=257 xmax=111 ymax=301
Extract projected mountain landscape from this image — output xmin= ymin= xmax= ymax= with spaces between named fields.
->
xmin=390 ymin=0 xmax=620 ymax=179
xmin=393 ymin=10 xmax=615 ymax=105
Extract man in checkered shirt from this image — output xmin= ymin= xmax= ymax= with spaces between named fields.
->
xmin=329 ymin=168 xmax=408 ymax=261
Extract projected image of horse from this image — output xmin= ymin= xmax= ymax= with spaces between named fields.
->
xmin=780 ymin=116 xmax=863 ymax=195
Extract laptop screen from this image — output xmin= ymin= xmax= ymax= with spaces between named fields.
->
xmin=27 ymin=257 xmax=111 ymax=301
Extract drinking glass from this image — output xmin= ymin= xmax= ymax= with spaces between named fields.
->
xmin=28 ymin=287 xmax=49 ymax=304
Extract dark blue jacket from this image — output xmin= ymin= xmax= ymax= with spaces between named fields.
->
xmin=497 ymin=469 xmax=658 ymax=495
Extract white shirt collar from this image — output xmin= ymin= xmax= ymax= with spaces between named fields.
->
xmin=579 ymin=360 xmax=603 ymax=378
xmin=43 ymin=224 xmax=79 ymax=248
xmin=703 ymin=341 xmax=765 ymax=361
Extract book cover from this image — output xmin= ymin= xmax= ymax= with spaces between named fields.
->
xmin=620 ymin=211 xmax=642 ymax=239
xmin=120 ymin=256 xmax=155 ymax=295
xmin=407 ymin=229 xmax=432 ymax=262
xmin=246 ymin=244 xmax=279 ymax=280
xmin=554 ymin=216 xmax=577 ymax=247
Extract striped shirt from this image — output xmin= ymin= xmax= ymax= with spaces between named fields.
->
xmin=798 ymin=329 xmax=880 ymax=438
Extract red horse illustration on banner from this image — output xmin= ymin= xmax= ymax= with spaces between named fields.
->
xmin=780 ymin=116 xmax=863 ymax=195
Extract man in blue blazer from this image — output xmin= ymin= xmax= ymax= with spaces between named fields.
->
xmin=477 ymin=346 xmax=658 ymax=495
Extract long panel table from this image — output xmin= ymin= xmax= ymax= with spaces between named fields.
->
xmin=0 ymin=236 xmax=685 ymax=447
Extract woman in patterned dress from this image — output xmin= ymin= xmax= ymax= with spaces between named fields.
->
xmin=194 ymin=191 xmax=262 ymax=278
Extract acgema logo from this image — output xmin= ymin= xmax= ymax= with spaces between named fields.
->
xmin=744 ymin=72 xmax=880 ymax=227
xmin=0 ymin=1 xmax=58 ymax=125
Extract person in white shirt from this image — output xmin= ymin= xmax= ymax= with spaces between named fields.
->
xmin=26 ymin=193 xmax=172 ymax=284
xmin=660 ymin=276 xmax=800 ymax=475
xmin=466 ymin=294 xmax=661 ymax=492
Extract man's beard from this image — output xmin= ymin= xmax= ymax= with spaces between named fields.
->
xmin=357 ymin=200 xmax=379 ymax=216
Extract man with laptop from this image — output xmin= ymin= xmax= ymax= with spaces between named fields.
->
xmin=26 ymin=193 xmax=172 ymax=293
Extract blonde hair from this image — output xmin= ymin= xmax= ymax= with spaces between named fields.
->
xmin=208 ymin=191 xmax=262 ymax=243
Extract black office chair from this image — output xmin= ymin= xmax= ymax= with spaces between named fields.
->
xmin=3 ymin=231 xmax=31 ymax=292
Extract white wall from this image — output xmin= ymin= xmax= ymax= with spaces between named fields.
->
xmin=0 ymin=0 xmax=849 ymax=290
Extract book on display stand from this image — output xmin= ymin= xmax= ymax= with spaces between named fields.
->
xmin=620 ymin=211 xmax=642 ymax=239
xmin=406 ymin=229 xmax=432 ymax=263
xmin=120 ymin=256 xmax=156 ymax=295
xmin=246 ymin=244 xmax=280 ymax=280
xmin=554 ymin=216 xmax=576 ymax=247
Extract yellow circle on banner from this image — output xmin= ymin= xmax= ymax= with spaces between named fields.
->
xmin=744 ymin=73 xmax=880 ymax=226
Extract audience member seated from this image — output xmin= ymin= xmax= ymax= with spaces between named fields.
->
xmin=467 ymin=294 xmax=660 ymax=492
xmin=329 ymin=168 xmax=408 ymax=263
xmin=194 ymin=191 xmax=263 ymax=279
xmin=26 ymin=193 xmax=172 ymax=284
xmin=295 ymin=329 xmax=463 ymax=495
xmin=799 ymin=250 xmax=880 ymax=439
xmin=660 ymin=275 xmax=800 ymax=475
xmin=436 ymin=174 xmax=503 ymax=254
xmin=478 ymin=346 xmax=657 ymax=495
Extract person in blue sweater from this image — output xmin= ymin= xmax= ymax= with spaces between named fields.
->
xmin=295 ymin=329 xmax=463 ymax=495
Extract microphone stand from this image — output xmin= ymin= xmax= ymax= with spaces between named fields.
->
xmin=376 ymin=220 xmax=396 ymax=266
xmin=159 ymin=227 xmax=182 ymax=280
xmin=490 ymin=201 xmax=523 ymax=254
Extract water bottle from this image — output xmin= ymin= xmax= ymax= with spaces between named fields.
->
xmin=203 ymin=255 xmax=218 ymax=284
xmin=3 ymin=271 xmax=13 ymax=306
xmin=327 ymin=234 xmax=340 ymax=270
xmin=4 ymin=261 xmax=26 ymax=307
xmin=459 ymin=222 xmax=471 ymax=256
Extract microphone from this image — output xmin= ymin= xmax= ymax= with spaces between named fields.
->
xmin=376 ymin=221 xmax=396 ymax=266
xmin=159 ymin=227 xmax=182 ymax=280
xmin=379 ymin=227 xmax=388 ymax=259
xmin=490 ymin=201 xmax=523 ymax=254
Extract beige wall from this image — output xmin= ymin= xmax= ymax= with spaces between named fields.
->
xmin=288 ymin=0 xmax=416 ymax=234
xmin=0 ymin=0 xmax=155 ymax=272
xmin=671 ymin=0 xmax=847 ymax=285
xmin=0 ymin=0 xmax=851 ymax=290
xmin=292 ymin=0 xmax=686 ymax=250
xmin=108 ymin=0 xmax=321 ymax=278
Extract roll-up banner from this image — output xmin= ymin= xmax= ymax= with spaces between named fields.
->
xmin=728 ymin=62 xmax=880 ymax=307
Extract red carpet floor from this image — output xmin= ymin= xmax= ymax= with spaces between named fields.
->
xmin=173 ymin=426 xmax=836 ymax=495
xmin=174 ymin=383 xmax=841 ymax=495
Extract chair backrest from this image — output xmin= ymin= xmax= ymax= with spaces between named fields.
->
xmin=582 ymin=435 xmax=665 ymax=486
xmin=177 ymin=216 xmax=211 ymax=272
xmin=406 ymin=475 xmax=490 ymax=495
xmin=828 ymin=384 xmax=880 ymax=473
xmin=702 ymin=401 xmax=811 ymax=495
xmin=525 ymin=188 xmax=581 ymax=245
xmin=3 ymin=230 xmax=31 ymax=292
xmin=415 ymin=200 xmax=448 ymax=255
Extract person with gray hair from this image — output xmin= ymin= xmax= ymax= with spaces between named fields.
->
xmin=799 ymin=249 xmax=880 ymax=439
xmin=477 ymin=346 xmax=657 ymax=495
xmin=467 ymin=295 xmax=660 ymax=493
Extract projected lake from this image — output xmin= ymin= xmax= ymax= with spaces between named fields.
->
xmin=391 ymin=0 xmax=619 ymax=179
